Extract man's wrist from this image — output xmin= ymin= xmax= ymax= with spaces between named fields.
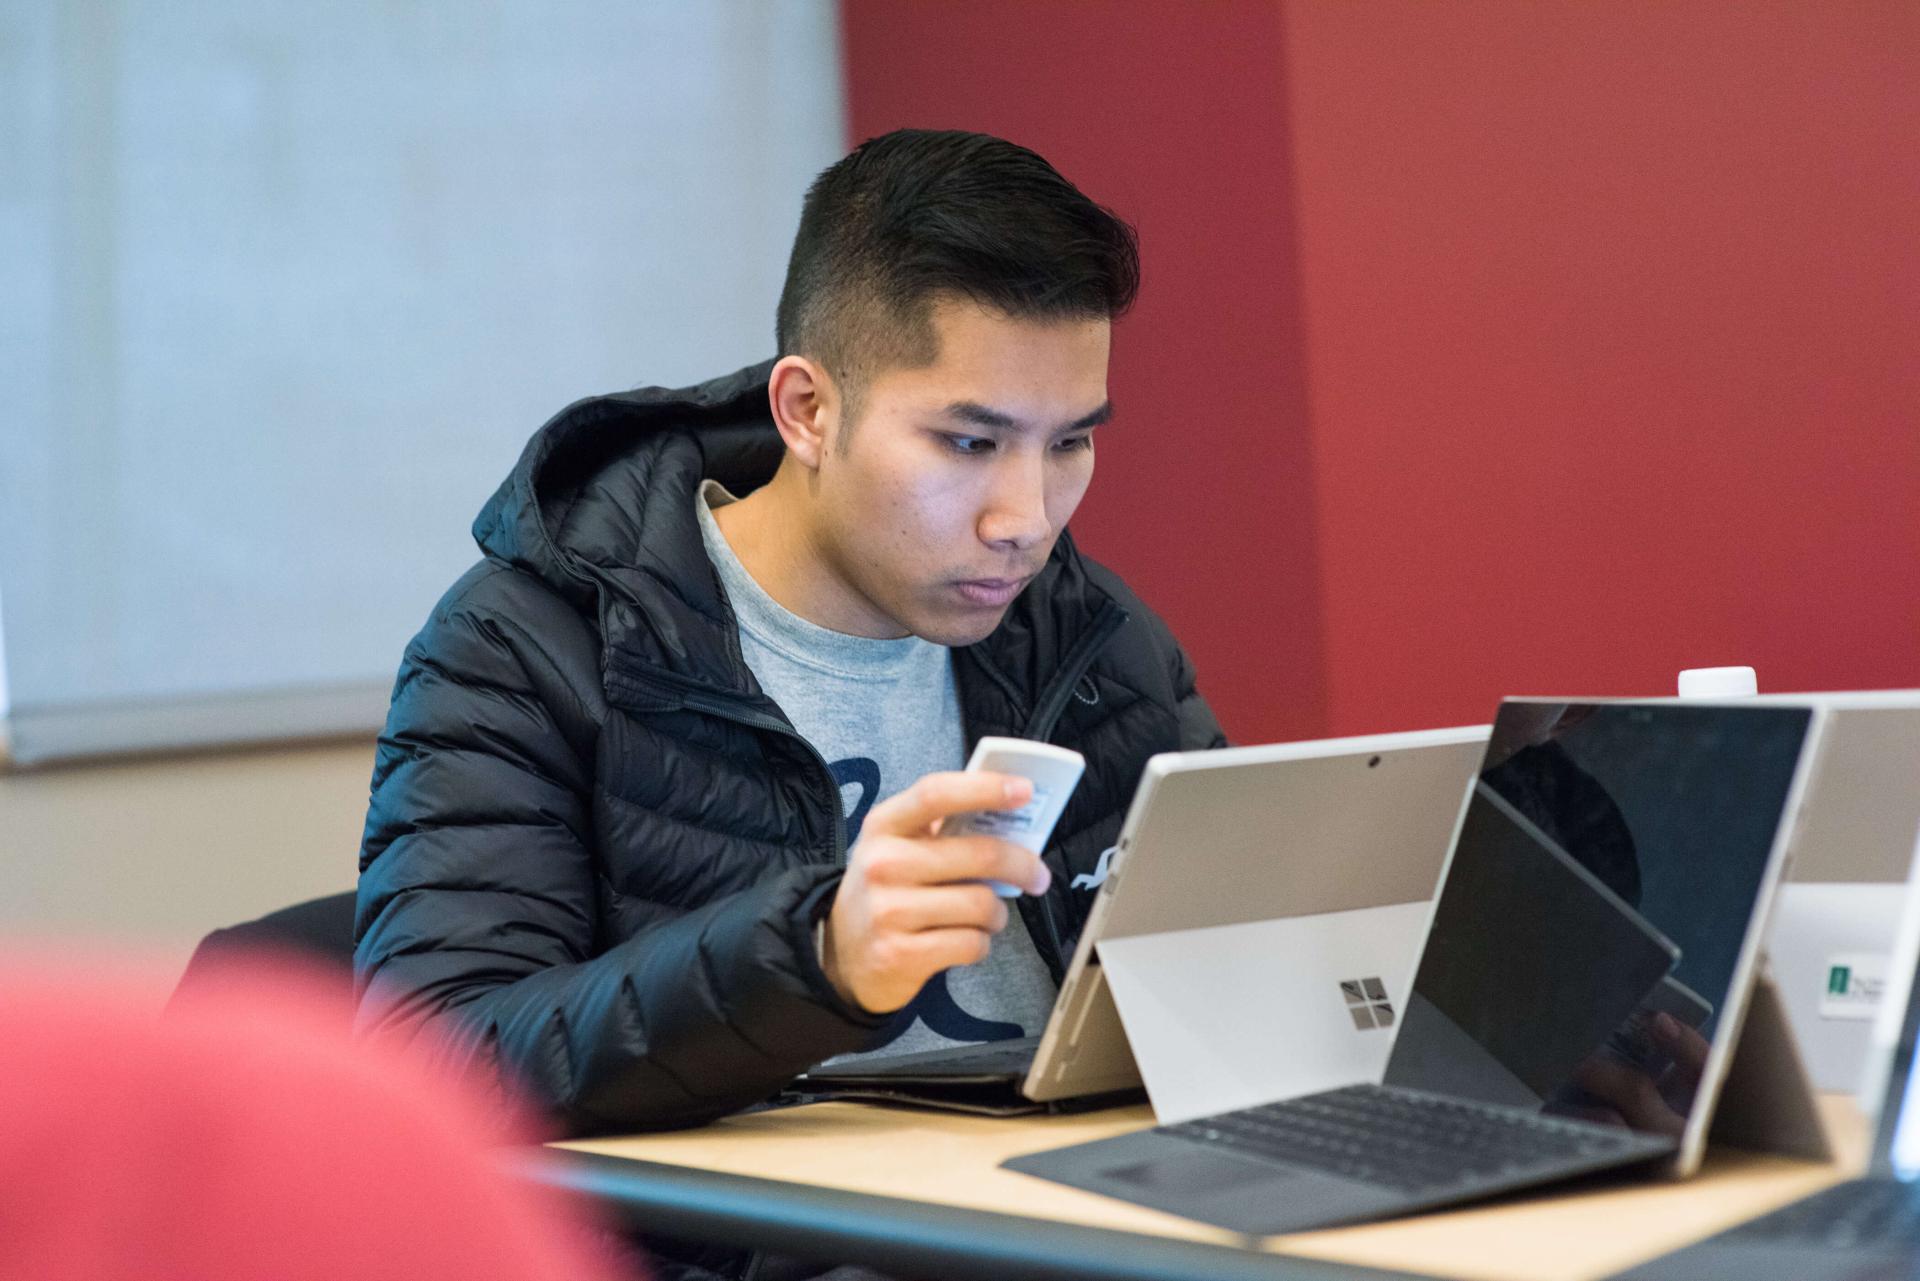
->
xmin=815 ymin=914 xmax=862 ymax=1011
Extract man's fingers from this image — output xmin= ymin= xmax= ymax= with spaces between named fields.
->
xmin=830 ymin=767 xmax=1054 ymax=1012
xmin=863 ymin=771 xmax=1034 ymax=837
xmin=870 ymin=884 xmax=1009 ymax=936
xmin=1574 ymin=1057 xmax=1682 ymax=1137
xmin=1651 ymin=1013 xmax=1711 ymax=1080
xmin=860 ymin=833 xmax=1050 ymax=896
xmin=890 ymin=927 xmax=996 ymax=975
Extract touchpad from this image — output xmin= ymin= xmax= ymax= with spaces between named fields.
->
xmin=1105 ymin=1150 xmax=1296 ymax=1197
xmin=1005 ymin=1135 xmax=1381 ymax=1235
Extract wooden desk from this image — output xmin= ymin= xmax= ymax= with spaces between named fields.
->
xmin=532 ymin=1096 xmax=1867 ymax=1281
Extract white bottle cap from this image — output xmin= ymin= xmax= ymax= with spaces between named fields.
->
xmin=1677 ymin=666 xmax=1758 ymax=699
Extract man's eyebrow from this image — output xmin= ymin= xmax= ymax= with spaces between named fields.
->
xmin=940 ymin=400 xmax=1114 ymax=433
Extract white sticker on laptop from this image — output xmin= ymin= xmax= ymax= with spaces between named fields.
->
xmin=1820 ymin=952 xmax=1890 ymax=1021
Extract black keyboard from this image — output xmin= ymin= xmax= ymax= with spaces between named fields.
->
xmin=922 ymin=1040 xmax=1039 ymax=1074
xmin=1160 ymin=1084 xmax=1647 ymax=1196
xmin=809 ymin=1035 xmax=1038 ymax=1079
xmin=1730 ymin=1179 xmax=1920 ymax=1248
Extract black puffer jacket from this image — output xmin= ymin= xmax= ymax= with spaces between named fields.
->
xmin=354 ymin=361 xmax=1227 ymax=1136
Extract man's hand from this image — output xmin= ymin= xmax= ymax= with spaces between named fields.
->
xmin=1569 ymin=1012 xmax=1712 ymax=1137
xmin=820 ymin=771 xmax=1053 ymax=1014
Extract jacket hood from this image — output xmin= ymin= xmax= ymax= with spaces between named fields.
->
xmin=472 ymin=360 xmax=783 ymax=695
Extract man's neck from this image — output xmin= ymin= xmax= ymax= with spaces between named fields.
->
xmin=710 ymin=465 xmax=907 ymax=640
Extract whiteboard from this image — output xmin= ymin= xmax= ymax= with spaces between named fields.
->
xmin=0 ymin=2 xmax=846 ymax=762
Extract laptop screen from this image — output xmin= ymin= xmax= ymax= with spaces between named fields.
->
xmin=1384 ymin=701 xmax=1813 ymax=1140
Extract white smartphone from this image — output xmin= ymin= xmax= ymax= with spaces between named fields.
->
xmin=943 ymin=737 xmax=1086 ymax=896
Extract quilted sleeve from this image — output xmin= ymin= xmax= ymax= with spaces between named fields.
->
xmin=353 ymin=565 xmax=883 ymax=1134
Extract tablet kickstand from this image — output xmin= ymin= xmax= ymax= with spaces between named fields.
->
xmin=1708 ymin=968 xmax=1833 ymax=1162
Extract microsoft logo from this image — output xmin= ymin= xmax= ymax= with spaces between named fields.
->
xmin=1341 ymin=977 xmax=1395 ymax=1030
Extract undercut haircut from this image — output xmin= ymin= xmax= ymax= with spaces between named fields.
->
xmin=775 ymin=129 xmax=1140 ymax=425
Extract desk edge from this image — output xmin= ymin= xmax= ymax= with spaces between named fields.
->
xmin=514 ymin=1147 xmax=1442 ymax=1281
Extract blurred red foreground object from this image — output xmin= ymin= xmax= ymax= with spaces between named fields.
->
xmin=0 ymin=955 xmax=642 ymax=1281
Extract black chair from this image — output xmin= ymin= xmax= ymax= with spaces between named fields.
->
xmin=169 ymin=890 xmax=359 ymax=1017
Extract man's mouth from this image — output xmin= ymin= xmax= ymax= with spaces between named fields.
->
xmin=952 ymin=575 xmax=1034 ymax=607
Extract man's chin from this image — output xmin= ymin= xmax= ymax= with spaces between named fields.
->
xmin=908 ymin=604 xmax=1011 ymax=649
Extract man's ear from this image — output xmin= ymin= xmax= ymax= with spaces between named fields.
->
xmin=767 ymin=355 xmax=837 ymax=471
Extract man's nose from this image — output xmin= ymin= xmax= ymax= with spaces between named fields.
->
xmin=978 ymin=457 xmax=1051 ymax=550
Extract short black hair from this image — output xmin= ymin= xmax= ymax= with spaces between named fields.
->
xmin=775 ymin=129 xmax=1139 ymax=417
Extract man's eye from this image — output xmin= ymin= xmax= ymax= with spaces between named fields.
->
xmin=942 ymin=434 xmax=995 ymax=455
xmin=1055 ymin=435 xmax=1094 ymax=452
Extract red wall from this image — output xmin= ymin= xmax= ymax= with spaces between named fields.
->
xmin=841 ymin=2 xmax=1920 ymax=743
xmin=1284 ymin=2 xmax=1920 ymax=733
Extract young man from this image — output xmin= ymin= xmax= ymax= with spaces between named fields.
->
xmin=355 ymin=130 xmax=1227 ymax=1136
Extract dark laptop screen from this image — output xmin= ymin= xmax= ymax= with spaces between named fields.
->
xmin=1385 ymin=701 xmax=1813 ymax=1139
